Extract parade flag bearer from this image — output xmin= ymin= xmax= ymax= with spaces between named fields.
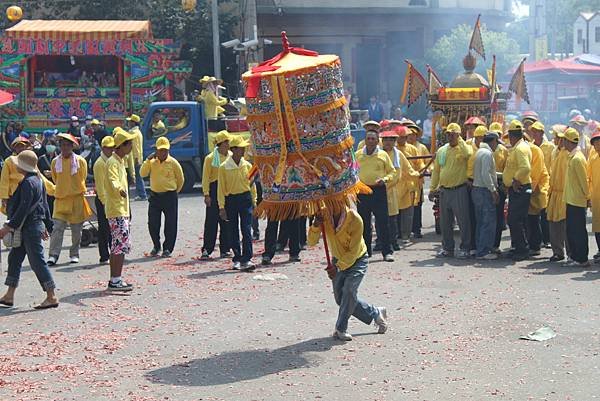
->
xmin=140 ymin=137 xmax=184 ymax=258
xmin=105 ymin=128 xmax=135 ymax=291
xmin=308 ymin=204 xmax=388 ymax=341
xmin=217 ymin=136 xmax=257 ymax=271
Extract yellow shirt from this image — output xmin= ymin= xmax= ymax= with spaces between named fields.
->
xmin=105 ymin=153 xmax=130 ymax=219
xmin=151 ymin=120 xmax=168 ymax=137
xmin=494 ymin=144 xmax=509 ymax=173
xmin=383 ymin=148 xmax=400 ymax=216
xmin=430 ymin=137 xmax=472 ymax=192
xmin=129 ymin=126 xmax=144 ymax=165
xmin=503 ymin=139 xmax=532 ymax=187
xmin=307 ymin=207 xmax=367 ymax=270
xmin=202 ymin=150 xmax=231 ymax=196
xmin=199 ymin=89 xmax=227 ymax=119
xmin=140 ymin=155 xmax=185 ymax=193
xmin=0 ymin=155 xmax=23 ymax=201
xmin=217 ymin=156 xmax=257 ymax=207
xmin=171 ymin=116 xmax=189 ymax=131
xmin=539 ymin=140 xmax=556 ymax=175
xmin=547 ymin=148 xmax=569 ymax=222
xmin=93 ymin=153 xmax=110 ymax=205
xmin=529 ymin=143 xmax=550 ymax=214
xmin=51 ymin=154 xmax=92 ymax=224
xmin=587 ymin=149 xmax=600 ymax=231
xmin=397 ymin=149 xmax=421 ymax=210
xmin=564 ymin=149 xmax=589 ymax=208
xmin=355 ymin=148 xmax=395 ymax=187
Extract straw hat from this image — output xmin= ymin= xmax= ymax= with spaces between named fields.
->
xmin=57 ymin=133 xmax=80 ymax=148
xmin=230 ymin=136 xmax=250 ymax=148
xmin=15 ymin=150 xmax=38 ymax=173
xmin=11 ymin=136 xmax=30 ymax=148
xmin=214 ymin=130 xmax=231 ymax=145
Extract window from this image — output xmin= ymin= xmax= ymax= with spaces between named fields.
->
xmin=148 ymin=108 xmax=190 ymax=139
xmin=595 ymin=26 xmax=600 ymax=42
xmin=578 ymin=29 xmax=583 ymax=44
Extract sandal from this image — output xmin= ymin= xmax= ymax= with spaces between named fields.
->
xmin=33 ymin=301 xmax=59 ymax=310
xmin=0 ymin=299 xmax=14 ymax=307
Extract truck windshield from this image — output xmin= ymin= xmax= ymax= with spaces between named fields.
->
xmin=148 ymin=108 xmax=190 ymax=139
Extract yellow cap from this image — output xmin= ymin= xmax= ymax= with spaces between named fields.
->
xmin=91 ymin=119 xmax=101 ymax=125
xmin=563 ymin=127 xmax=579 ymax=143
xmin=214 ymin=130 xmax=231 ymax=145
xmin=156 ymin=136 xmax=170 ymax=150
xmin=489 ymin=122 xmax=503 ymax=134
xmin=113 ymin=127 xmax=135 ymax=147
xmin=508 ymin=120 xmax=523 ymax=132
xmin=230 ymin=135 xmax=250 ymax=148
xmin=530 ymin=121 xmax=545 ymax=132
xmin=126 ymin=114 xmax=141 ymax=123
xmin=473 ymin=125 xmax=487 ymax=138
xmin=445 ymin=123 xmax=461 ymax=134
xmin=101 ymin=136 xmax=115 ymax=148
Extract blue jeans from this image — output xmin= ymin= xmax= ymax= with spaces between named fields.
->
xmin=472 ymin=187 xmax=497 ymax=257
xmin=5 ymin=220 xmax=56 ymax=291
xmin=134 ymin=164 xmax=147 ymax=199
xmin=332 ymin=255 xmax=379 ymax=332
xmin=225 ymin=192 xmax=253 ymax=263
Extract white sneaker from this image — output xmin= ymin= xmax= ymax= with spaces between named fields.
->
xmin=47 ymin=256 xmax=57 ymax=266
xmin=334 ymin=330 xmax=353 ymax=341
xmin=69 ymin=256 xmax=79 ymax=264
xmin=456 ymin=250 xmax=469 ymax=259
xmin=375 ymin=307 xmax=388 ymax=334
xmin=232 ymin=261 xmax=241 ymax=270
xmin=240 ymin=261 xmax=256 ymax=272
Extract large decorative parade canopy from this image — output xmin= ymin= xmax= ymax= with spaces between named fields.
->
xmin=243 ymin=32 xmax=368 ymax=221
xmin=5 ymin=20 xmax=152 ymax=40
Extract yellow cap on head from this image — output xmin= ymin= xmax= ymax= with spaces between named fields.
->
xmin=445 ymin=123 xmax=461 ymax=134
xmin=563 ymin=127 xmax=580 ymax=143
xmin=214 ymin=130 xmax=231 ymax=145
xmin=489 ymin=122 xmax=503 ymax=134
xmin=229 ymin=135 xmax=250 ymax=148
xmin=530 ymin=121 xmax=545 ymax=132
xmin=91 ymin=119 xmax=101 ymax=125
xmin=101 ymin=136 xmax=115 ymax=148
xmin=508 ymin=120 xmax=524 ymax=132
xmin=113 ymin=127 xmax=135 ymax=147
xmin=126 ymin=114 xmax=141 ymax=123
xmin=473 ymin=125 xmax=487 ymax=138
xmin=156 ymin=136 xmax=170 ymax=150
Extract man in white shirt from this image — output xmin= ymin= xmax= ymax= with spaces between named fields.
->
xmin=472 ymin=132 xmax=500 ymax=259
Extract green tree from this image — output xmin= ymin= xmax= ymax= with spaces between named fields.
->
xmin=425 ymin=24 xmax=521 ymax=84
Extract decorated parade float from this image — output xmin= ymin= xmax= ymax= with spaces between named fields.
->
xmin=0 ymin=19 xmax=191 ymax=130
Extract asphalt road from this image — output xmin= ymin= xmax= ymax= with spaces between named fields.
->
xmin=1 ymin=188 xmax=600 ymax=401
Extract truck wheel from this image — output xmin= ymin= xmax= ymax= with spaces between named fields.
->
xmin=181 ymin=163 xmax=196 ymax=193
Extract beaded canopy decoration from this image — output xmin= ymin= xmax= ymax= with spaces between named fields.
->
xmin=243 ymin=32 xmax=369 ymax=220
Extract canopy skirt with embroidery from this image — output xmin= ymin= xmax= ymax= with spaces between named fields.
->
xmin=243 ymin=32 xmax=369 ymax=221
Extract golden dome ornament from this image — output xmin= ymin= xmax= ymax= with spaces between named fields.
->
xmin=6 ymin=6 xmax=22 ymax=22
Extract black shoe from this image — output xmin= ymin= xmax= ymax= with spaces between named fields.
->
xmin=299 ymin=243 xmax=307 ymax=251
xmin=529 ymin=249 xmax=541 ymax=256
xmin=220 ymin=251 xmax=232 ymax=259
xmin=549 ymin=255 xmax=564 ymax=262
xmin=99 ymin=258 xmax=109 ymax=264
xmin=392 ymin=243 xmax=401 ymax=251
xmin=150 ymin=248 xmax=160 ymax=257
xmin=594 ymin=252 xmax=600 ymax=260
xmin=412 ymin=232 xmax=423 ymax=239
xmin=275 ymin=244 xmax=284 ymax=253
xmin=261 ymin=257 xmax=272 ymax=266
xmin=289 ymin=255 xmax=301 ymax=263
xmin=161 ymin=250 xmax=172 ymax=258
xmin=107 ymin=280 xmax=133 ymax=292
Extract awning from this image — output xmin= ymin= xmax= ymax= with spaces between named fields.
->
xmin=5 ymin=20 xmax=153 ymax=40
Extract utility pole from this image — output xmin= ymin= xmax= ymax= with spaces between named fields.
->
xmin=212 ymin=0 xmax=221 ymax=78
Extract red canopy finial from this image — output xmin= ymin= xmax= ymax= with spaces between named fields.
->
xmin=281 ymin=31 xmax=290 ymax=53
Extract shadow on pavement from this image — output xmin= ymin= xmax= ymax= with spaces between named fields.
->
xmin=59 ymin=289 xmax=131 ymax=306
xmin=520 ymin=260 xmax=591 ymax=275
xmin=146 ymin=336 xmax=343 ymax=386
xmin=572 ymin=270 xmax=600 ymax=281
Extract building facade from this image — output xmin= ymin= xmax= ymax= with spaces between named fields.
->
xmin=573 ymin=12 xmax=600 ymax=56
xmin=257 ymin=0 xmax=512 ymax=106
